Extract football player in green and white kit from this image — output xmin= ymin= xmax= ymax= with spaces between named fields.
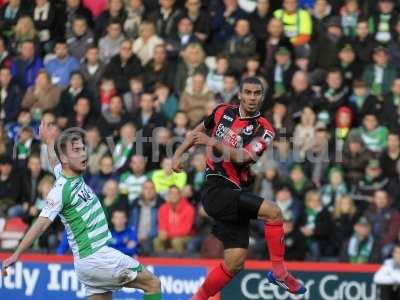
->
xmin=2 ymin=118 xmax=162 ymax=300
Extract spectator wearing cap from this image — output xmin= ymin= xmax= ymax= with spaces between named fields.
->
xmin=299 ymin=190 xmax=334 ymax=260
xmin=94 ymin=0 xmax=126 ymax=40
xmin=0 ymin=155 xmax=21 ymax=217
xmin=351 ymin=19 xmax=378 ymax=66
xmin=342 ymin=135 xmax=370 ymax=188
xmin=273 ymin=0 xmax=312 ymax=56
xmin=382 ymin=78 xmax=400 ymax=131
xmin=165 ymin=16 xmax=198 ymax=60
xmin=223 ymin=18 xmax=256 ymax=74
xmin=98 ymin=21 xmax=125 ymax=65
xmin=352 ymin=159 xmax=389 ymax=213
xmin=368 ymin=0 xmax=398 ymax=45
xmin=267 ymin=46 xmax=298 ymax=99
xmin=0 ymin=67 xmax=22 ymax=125
xmin=180 ymin=73 xmax=214 ymax=128
xmin=260 ymin=18 xmax=293 ymax=71
xmin=364 ymin=190 xmax=400 ymax=257
xmin=347 ymin=80 xmax=380 ymax=127
xmin=44 ymin=41 xmax=80 ymax=88
xmin=332 ymin=195 xmax=360 ymax=256
xmin=374 ymin=243 xmax=400 ymax=300
xmin=66 ymin=17 xmax=95 ymax=62
xmin=309 ymin=16 xmax=344 ymax=77
xmin=334 ymin=106 xmax=353 ymax=155
xmin=282 ymin=212 xmax=307 ymax=261
xmin=103 ymin=39 xmax=142 ymax=94
xmin=363 ymin=46 xmax=397 ymax=99
xmin=337 ymin=44 xmax=362 ymax=86
xmin=133 ymin=21 xmax=164 ymax=66
xmin=340 ymin=0 xmax=360 ymax=38
xmin=11 ymin=40 xmax=43 ymax=91
xmin=340 ymin=216 xmax=381 ymax=263
xmin=149 ymin=0 xmax=183 ymax=40
xmin=310 ymin=0 xmax=332 ymax=42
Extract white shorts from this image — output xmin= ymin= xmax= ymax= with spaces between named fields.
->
xmin=74 ymin=246 xmax=142 ymax=296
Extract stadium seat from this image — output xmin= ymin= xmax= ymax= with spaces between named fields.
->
xmin=0 ymin=218 xmax=29 ymax=249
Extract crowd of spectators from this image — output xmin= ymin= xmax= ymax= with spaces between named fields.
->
xmin=1 ymin=0 xmax=400 ymax=264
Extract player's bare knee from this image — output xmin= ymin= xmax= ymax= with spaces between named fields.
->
xmin=261 ymin=201 xmax=282 ymax=222
xmin=146 ymin=276 xmax=161 ymax=293
xmin=225 ymin=258 xmax=245 ymax=275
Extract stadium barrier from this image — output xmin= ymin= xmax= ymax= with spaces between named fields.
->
xmin=0 ymin=253 xmax=379 ymax=300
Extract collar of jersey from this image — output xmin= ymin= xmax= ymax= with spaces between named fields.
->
xmin=237 ymin=106 xmax=261 ymax=120
xmin=60 ymin=172 xmax=82 ymax=180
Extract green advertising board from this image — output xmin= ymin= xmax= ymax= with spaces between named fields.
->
xmin=221 ymin=270 xmax=377 ymax=300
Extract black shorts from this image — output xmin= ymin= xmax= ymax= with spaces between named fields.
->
xmin=201 ymin=176 xmax=264 ymax=249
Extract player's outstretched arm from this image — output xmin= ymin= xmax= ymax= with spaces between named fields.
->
xmin=192 ymin=132 xmax=254 ymax=164
xmin=39 ymin=119 xmax=60 ymax=170
xmin=172 ymin=122 xmax=206 ymax=172
xmin=2 ymin=217 xmax=52 ymax=276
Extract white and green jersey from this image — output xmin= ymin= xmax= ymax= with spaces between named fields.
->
xmin=40 ymin=164 xmax=112 ymax=260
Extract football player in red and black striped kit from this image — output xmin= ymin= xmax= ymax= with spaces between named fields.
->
xmin=172 ymin=77 xmax=306 ymax=299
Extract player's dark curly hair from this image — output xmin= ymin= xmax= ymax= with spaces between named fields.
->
xmin=239 ymin=76 xmax=264 ymax=94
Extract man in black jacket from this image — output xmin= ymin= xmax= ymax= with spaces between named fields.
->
xmin=0 ymin=67 xmax=22 ymax=125
xmin=103 ymin=39 xmax=142 ymax=94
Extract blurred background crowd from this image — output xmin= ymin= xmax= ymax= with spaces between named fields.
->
xmin=0 ymin=0 xmax=400 ymax=266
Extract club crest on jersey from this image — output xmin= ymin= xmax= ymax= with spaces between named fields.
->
xmin=243 ymin=124 xmax=254 ymax=135
xmin=223 ymin=115 xmax=233 ymax=121
xmin=263 ymin=129 xmax=274 ymax=145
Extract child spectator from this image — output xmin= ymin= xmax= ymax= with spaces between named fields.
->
xmin=109 ymin=209 xmax=139 ymax=257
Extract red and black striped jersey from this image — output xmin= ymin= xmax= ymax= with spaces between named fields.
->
xmin=203 ymin=104 xmax=275 ymax=188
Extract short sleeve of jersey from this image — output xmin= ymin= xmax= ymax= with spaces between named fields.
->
xmin=39 ymin=186 xmax=63 ymax=222
xmin=203 ymin=104 xmax=224 ymax=131
xmin=244 ymin=126 xmax=275 ymax=160
xmin=53 ymin=163 xmax=62 ymax=180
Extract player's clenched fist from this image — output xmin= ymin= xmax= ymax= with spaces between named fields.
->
xmin=2 ymin=253 xmax=18 ymax=276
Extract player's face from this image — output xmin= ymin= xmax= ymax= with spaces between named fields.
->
xmin=65 ymin=138 xmax=88 ymax=173
xmin=239 ymin=83 xmax=263 ymax=115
